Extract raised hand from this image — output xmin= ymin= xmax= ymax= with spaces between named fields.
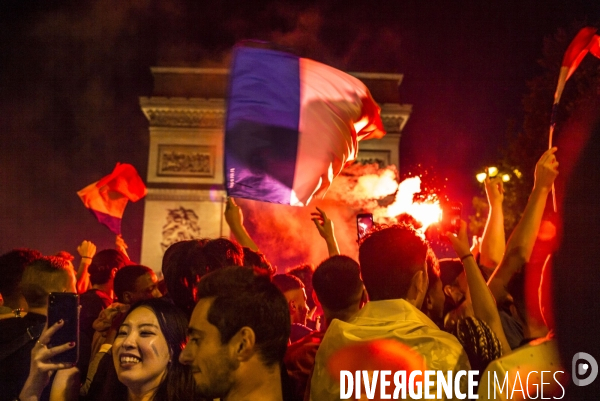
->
xmin=224 ymin=197 xmax=243 ymax=228
xmin=444 ymin=219 xmax=471 ymax=260
xmin=77 ymin=240 xmax=96 ymax=260
xmin=311 ymin=207 xmax=340 ymax=256
xmin=484 ymin=172 xmax=504 ymax=206
xmin=533 ymin=147 xmax=559 ymax=193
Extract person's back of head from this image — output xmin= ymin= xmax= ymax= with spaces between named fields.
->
xmin=89 ymin=249 xmax=130 ymax=286
xmin=0 ymin=248 xmax=42 ymax=302
xmin=243 ymin=247 xmax=275 ymax=277
xmin=287 ymin=263 xmax=316 ymax=310
xmin=272 ymin=273 xmax=304 ymax=294
xmin=161 ymin=239 xmax=208 ymax=318
xmin=202 ymin=238 xmax=244 ymax=273
xmin=113 ymin=264 xmax=161 ymax=304
xmin=312 ymin=255 xmax=363 ymax=315
xmin=358 ymin=224 xmax=433 ymax=303
xmin=21 ymin=256 xmax=76 ymax=308
xmin=272 ymin=273 xmax=308 ymax=325
xmin=200 ymin=266 xmax=290 ymax=367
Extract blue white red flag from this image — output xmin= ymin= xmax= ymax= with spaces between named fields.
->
xmin=78 ymin=163 xmax=147 ymax=234
xmin=225 ymin=45 xmax=385 ymax=206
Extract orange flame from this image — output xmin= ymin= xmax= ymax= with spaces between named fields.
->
xmin=374 ymin=176 xmax=442 ymax=231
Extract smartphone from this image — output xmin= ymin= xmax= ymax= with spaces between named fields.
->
xmin=357 ymin=213 xmax=374 ymax=241
xmin=441 ymin=201 xmax=462 ymax=235
xmin=47 ymin=292 xmax=79 ymax=364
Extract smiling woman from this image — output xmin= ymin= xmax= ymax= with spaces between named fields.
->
xmin=97 ymin=298 xmax=195 ymax=401
xmin=18 ymin=298 xmax=196 ymax=401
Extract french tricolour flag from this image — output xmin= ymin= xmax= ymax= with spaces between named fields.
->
xmin=225 ymin=45 xmax=385 ymax=206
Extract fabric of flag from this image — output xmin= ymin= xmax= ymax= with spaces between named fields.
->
xmin=548 ymin=27 xmax=600 ymax=212
xmin=225 ymin=45 xmax=385 ymax=206
xmin=553 ymin=27 xmax=600 ymax=105
xmin=78 ymin=163 xmax=147 ymax=234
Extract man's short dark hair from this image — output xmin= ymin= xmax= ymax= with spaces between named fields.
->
xmin=21 ymin=256 xmax=72 ymax=308
xmin=201 ymin=238 xmax=244 ymax=273
xmin=242 ymin=247 xmax=275 ymax=277
xmin=0 ymin=248 xmax=42 ymax=297
xmin=197 ymin=266 xmax=290 ymax=366
xmin=272 ymin=274 xmax=304 ymax=294
xmin=114 ymin=264 xmax=154 ymax=302
xmin=359 ymin=224 xmax=432 ymax=301
xmin=88 ymin=249 xmax=130 ymax=285
xmin=312 ymin=255 xmax=363 ymax=311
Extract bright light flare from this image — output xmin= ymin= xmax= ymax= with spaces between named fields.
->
xmin=487 ymin=166 xmax=499 ymax=177
xmin=502 ymin=174 xmax=510 ymax=182
xmin=476 ymin=172 xmax=487 ymax=183
xmin=374 ymin=176 xmax=442 ymax=231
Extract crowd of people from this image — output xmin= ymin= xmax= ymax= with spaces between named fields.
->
xmin=0 ymin=138 xmax=598 ymax=400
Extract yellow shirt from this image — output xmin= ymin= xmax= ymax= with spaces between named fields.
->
xmin=309 ymin=299 xmax=471 ymax=400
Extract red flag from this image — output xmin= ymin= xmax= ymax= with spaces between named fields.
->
xmin=78 ymin=163 xmax=147 ymax=234
xmin=554 ymin=28 xmax=600 ymax=105
xmin=549 ymin=28 xmax=600 ymax=212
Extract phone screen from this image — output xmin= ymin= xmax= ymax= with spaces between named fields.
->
xmin=357 ymin=213 xmax=374 ymax=241
xmin=441 ymin=202 xmax=462 ymax=234
xmin=47 ymin=292 xmax=79 ymax=364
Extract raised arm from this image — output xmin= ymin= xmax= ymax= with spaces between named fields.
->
xmin=115 ymin=234 xmax=129 ymax=259
xmin=76 ymin=240 xmax=96 ymax=294
xmin=224 ymin=197 xmax=259 ymax=252
xmin=479 ymin=174 xmax=506 ymax=269
xmin=310 ymin=207 xmax=340 ymax=256
xmin=446 ymin=220 xmax=512 ymax=355
xmin=488 ymin=147 xmax=559 ymax=303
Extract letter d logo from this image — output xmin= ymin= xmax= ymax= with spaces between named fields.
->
xmin=572 ymin=352 xmax=598 ymax=386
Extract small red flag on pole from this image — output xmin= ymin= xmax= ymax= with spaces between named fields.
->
xmin=549 ymin=28 xmax=600 ymax=212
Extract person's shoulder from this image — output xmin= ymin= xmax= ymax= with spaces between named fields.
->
xmin=0 ymin=313 xmax=45 ymax=342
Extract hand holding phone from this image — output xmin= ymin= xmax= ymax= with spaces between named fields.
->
xmin=47 ymin=292 xmax=79 ymax=364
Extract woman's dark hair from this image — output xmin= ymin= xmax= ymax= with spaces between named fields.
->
xmin=100 ymin=298 xmax=194 ymax=401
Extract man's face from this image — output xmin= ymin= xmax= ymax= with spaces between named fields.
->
xmin=427 ymin=278 xmax=445 ymax=321
xmin=446 ymin=271 xmax=468 ymax=305
xmin=179 ymin=298 xmax=238 ymax=399
xmin=125 ymin=272 xmax=162 ymax=304
xmin=284 ymin=288 xmax=309 ymax=325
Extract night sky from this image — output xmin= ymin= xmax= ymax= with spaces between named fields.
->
xmin=1 ymin=0 xmax=598 ymax=262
